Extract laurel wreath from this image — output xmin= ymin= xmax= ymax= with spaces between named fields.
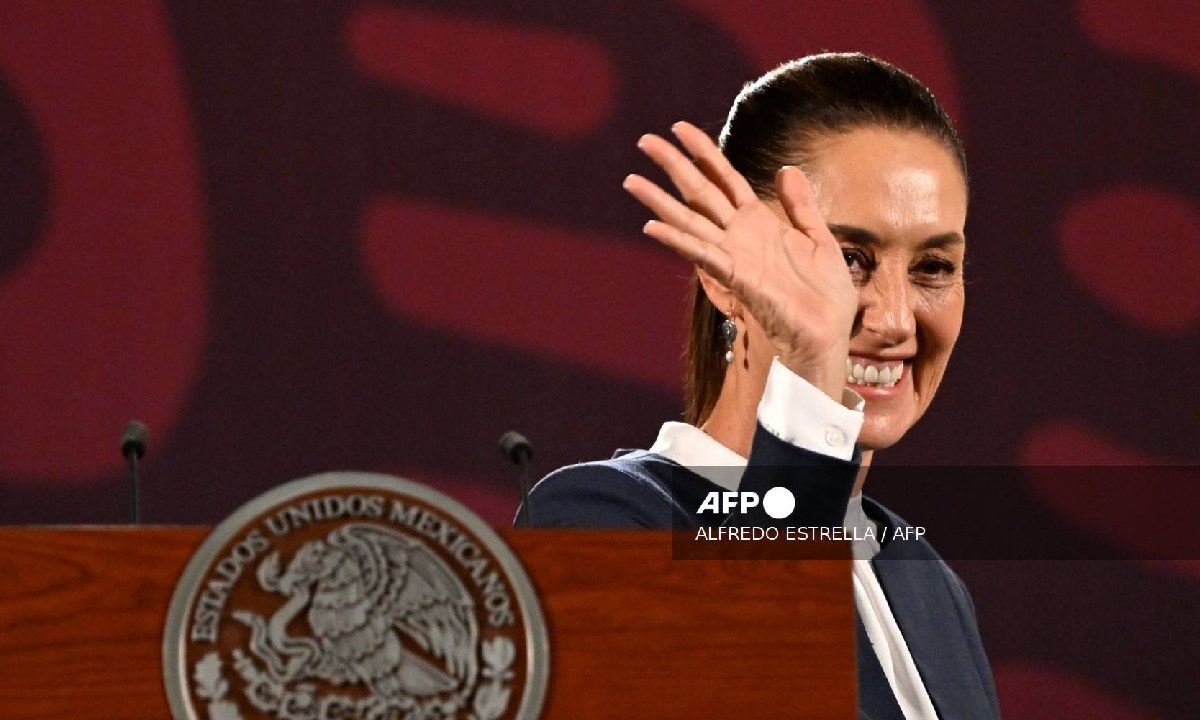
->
xmin=470 ymin=637 xmax=516 ymax=720
xmin=193 ymin=636 xmax=518 ymax=720
xmin=193 ymin=652 xmax=244 ymax=720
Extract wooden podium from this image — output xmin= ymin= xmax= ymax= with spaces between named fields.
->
xmin=0 ymin=527 xmax=854 ymax=718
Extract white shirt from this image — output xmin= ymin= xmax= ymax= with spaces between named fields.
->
xmin=648 ymin=358 xmax=939 ymax=720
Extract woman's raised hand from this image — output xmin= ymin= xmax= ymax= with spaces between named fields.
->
xmin=623 ymin=121 xmax=857 ymax=401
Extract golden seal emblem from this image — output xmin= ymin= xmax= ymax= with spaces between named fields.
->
xmin=163 ymin=473 xmax=548 ymax=720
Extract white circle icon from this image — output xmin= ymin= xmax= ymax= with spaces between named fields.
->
xmin=762 ymin=486 xmax=795 ymax=519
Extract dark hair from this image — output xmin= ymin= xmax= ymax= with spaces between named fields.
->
xmin=684 ymin=52 xmax=967 ymax=426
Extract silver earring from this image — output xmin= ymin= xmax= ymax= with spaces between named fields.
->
xmin=720 ymin=307 xmax=737 ymax=363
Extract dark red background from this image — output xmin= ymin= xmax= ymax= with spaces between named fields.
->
xmin=1 ymin=1 xmax=1197 ymax=716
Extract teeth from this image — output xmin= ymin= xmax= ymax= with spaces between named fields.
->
xmin=845 ymin=359 xmax=905 ymax=388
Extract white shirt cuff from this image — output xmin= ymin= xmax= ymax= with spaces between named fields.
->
xmin=756 ymin=358 xmax=865 ymax=461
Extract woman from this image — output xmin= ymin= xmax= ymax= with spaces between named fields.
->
xmin=525 ymin=53 xmax=999 ymax=719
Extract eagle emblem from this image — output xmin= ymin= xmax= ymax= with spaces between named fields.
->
xmin=165 ymin=474 xmax=545 ymax=720
xmin=228 ymin=523 xmax=499 ymax=720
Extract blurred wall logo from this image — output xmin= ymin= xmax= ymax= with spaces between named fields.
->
xmin=163 ymin=473 xmax=548 ymax=720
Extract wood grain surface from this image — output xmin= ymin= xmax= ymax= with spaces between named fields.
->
xmin=0 ymin=528 xmax=853 ymax=719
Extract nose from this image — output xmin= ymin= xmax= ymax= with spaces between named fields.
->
xmin=856 ymin=265 xmax=916 ymax=347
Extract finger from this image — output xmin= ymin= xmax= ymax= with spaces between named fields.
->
xmin=776 ymin=165 xmax=837 ymax=252
xmin=623 ymin=173 xmax=724 ymax=246
xmin=637 ymin=133 xmax=737 ymax=228
xmin=642 ymin=220 xmax=733 ymax=284
xmin=671 ymin=121 xmax=758 ymax=208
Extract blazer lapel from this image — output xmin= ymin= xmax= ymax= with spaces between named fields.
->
xmin=867 ymin=502 xmax=996 ymax=719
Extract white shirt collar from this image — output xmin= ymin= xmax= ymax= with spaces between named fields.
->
xmin=648 ymin=421 xmax=746 ymax=491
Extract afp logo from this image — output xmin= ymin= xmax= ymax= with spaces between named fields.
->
xmin=696 ymin=487 xmax=796 ymax=519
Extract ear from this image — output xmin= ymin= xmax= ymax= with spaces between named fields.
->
xmin=696 ymin=268 xmax=735 ymax=316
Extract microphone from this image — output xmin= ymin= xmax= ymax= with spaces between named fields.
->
xmin=499 ymin=431 xmax=534 ymax=527
xmin=121 ymin=420 xmax=149 ymax=524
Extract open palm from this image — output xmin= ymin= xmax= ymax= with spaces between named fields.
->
xmin=623 ymin=122 xmax=856 ymax=398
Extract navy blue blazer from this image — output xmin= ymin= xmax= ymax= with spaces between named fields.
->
xmin=522 ymin=423 xmax=1001 ymax=719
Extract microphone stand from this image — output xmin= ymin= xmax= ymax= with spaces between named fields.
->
xmin=499 ymin=431 xmax=534 ymax=527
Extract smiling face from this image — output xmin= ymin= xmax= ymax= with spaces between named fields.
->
xmin=806 ymin=127 xmax=967 ymax=449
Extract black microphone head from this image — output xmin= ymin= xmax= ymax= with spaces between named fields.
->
xmin=121 ymin=420 xmax=149 ymax=459
xmin=498 ymin=431 xmax=533 ymax=464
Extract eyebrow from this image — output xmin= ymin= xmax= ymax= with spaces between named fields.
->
xmin=826 ymin=223 xmax=965 ymax=250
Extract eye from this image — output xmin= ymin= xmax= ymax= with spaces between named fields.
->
xmin=911 ymin=256 xmax=959 ymax=285
xmin=842 ymin=247 xmax=873 ymax=283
